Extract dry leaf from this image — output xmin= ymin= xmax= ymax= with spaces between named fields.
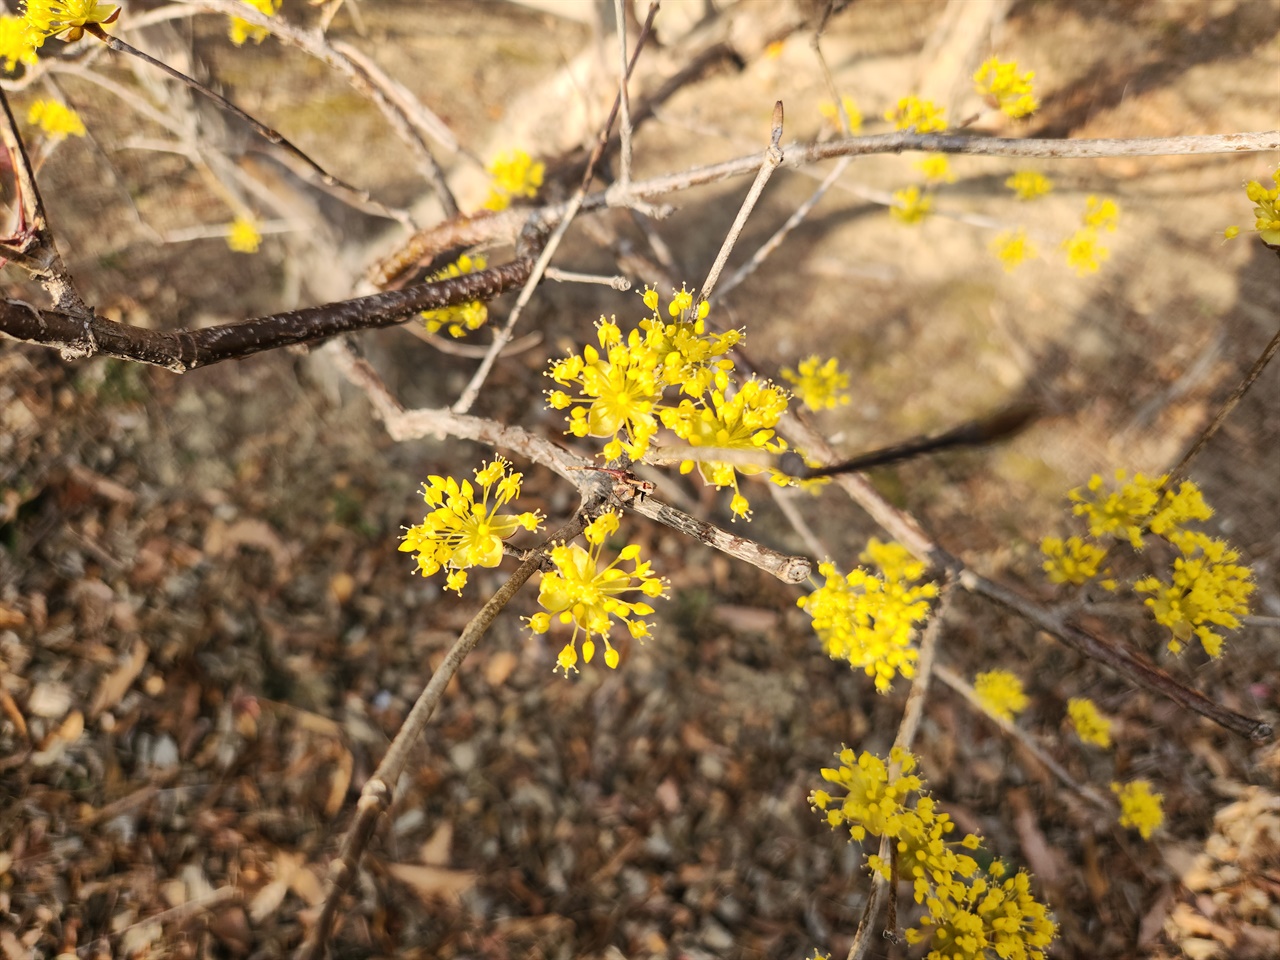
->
xmin=90 ymin=640 xmax=148 ymax=718
xmin=484 ymin=650 xmax=519 ymax=687
xmin=386 ymin=863 xmax=476 ymax=903
xmin=419 ymin=823 xmax=453 ymax=866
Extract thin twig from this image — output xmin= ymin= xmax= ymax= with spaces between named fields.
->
xmin=933 ymin=663 xmax=1114 ymax=811
xmin=450 ymin=4 xmax=660 ymax=415
xmin=614 ymin=0 xmax=634 ymax=188
xmin=297 ymin=510 xmax=591 ymax=959
xmin=544 ymin=267 xmax=632 ymax=289
xmin=698 ymin=100 xmax=785 ymax=304
xmin=1161 ymin=323 xmax=1280 ymax=491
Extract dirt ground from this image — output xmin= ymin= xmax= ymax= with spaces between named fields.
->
xmin=2 ymin=1 xmax=1279 ymax=958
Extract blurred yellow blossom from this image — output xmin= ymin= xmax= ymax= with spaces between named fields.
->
xmin=819 ymin=95 xmax=862 ymax=133
xmin=781 ymin=355 xmax=850 ymax=411
xmin=420 ymin=253 xmax=489 ymax=337
xmin=1067 ymin=698 xmax=1112 ymax=748
xmin=890 ymin=185 xmax=933 ymax=224
xmin=914 ymin=153 xmax=956 ymax=183
xmin=991 ymin=228 xmax=1037 ymax=272
xmin=973 ymin=56 xmax=1039 ymax=118
xmin=1113 ymin=780 xmax=1164 ymax=840
xmin=1245 ymin=167 xmax=1280 ymax=245
xmin=884 ymin=95 xmax=947 ymax=133
xmin=1083 ymin=195 xmax=1120 ymax=231
xmin=1061 ymin=227 xmax=1109 ymax=275
xmin=27 ymin=99 xmax=85 ymax=139
xmin=0 ymin=14 xmax=37 ymax=70
xmin=226 ymin=217 xmax=262 ymax=254
xmin=974 ymin=669 xmax=1029 ymax=721
xmin=229 ymin=0 xmax=279 ymax=46
xmin=484 ymin=149 xmax=544 ymax=212
xmin=1040 ymin=535 xmax=1106 ymax=585
xmin=1006 ymin=170 xmax=1053 ymax=200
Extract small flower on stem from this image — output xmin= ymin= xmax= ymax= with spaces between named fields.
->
xmin=484 ymin=149 xmax=544 ymax=212
xmin=1006 ymin=170 xmax=1053 ymax=200
xmin=974 ymin=669 xmax=1029 ymax=721
xmin=1113 ymin=780 xmax=1164 ymax=839
xmin=27 ymin=99 xmax=85 ymax=139
xmin=21 ymin=0 xmax=119 ymax=46
xmin=991 ymin=228 xmax=1037 ymax=272
xmin=781 ymin=355 xmax=850 ymax=411
xmin=890 ymin=185 xmax=933 ymax=224
xmin=229 ymin=0 xmax=279 ymax=47
xmin=973 ymin=56 xmax=1040 ymax=118
xmin=226 ymin=217 xmax=262 ymax=254
xmin=884 ymin=95 xmax=947 ymax=132
xmin=419 ymin=253 xmax=489 ymax=337
xmin=1067 ymin=698 xmax=1112 ymax=748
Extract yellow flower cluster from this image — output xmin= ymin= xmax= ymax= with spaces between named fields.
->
xmin=26 ymin=98 xmax=85 ymax=140
xmin=884 ymin=95 xmax=947 ymax=133
xmin=399 ymin=458 xmax=544 ymax=595
xmin=419 ymin=253 xmax=489 ymax=337
xmin=226 ymin=217 xmax=262 ymax=254
xmin=973 ymin=57 xmax=1039 ymax=119
xmin=973 ymin=669 xmax=1029 ymax=722
xmin=1047 ymin=471 xmax=1254 ymax=657
xmin=797 ymin=539 xmax=938 ymax=693
xmin=0 ymin=15 xmax=37 ymax=71
xmin=1006 ymin=170 xmax=1053 ymax=201
xmin=546 ymin=286 xmax=790 ymax=520
xmin=229 ymin=0 xmax=279 ymax=47
xmin=526 ymin=510 xmax=667 ymax=675
xmin=890 ymin=184 xmax=933 ymax=225
xmin=781 ymin=355 xmax=850 ymax=411
xmin=1245 ymin=167 xmax=1280 ymax=245
xmin=21 ymin=0 xmax=117 ymax=46
xmin=991 ymin=228 xmax=1037 ymax=272
xmin=1112 ymin=779 xmax=1164 ymax=840
xmin=818 ymin=95 xmax=862 ymax=133
xmin=484 ymin=149 xmax=544 ymax=212
xmin=812 ymin=747 xmax=1057 ymax=959
xmin=1062 ymin=195 xmax=1120 ymax=276
xmin=915 ymin=153 xmax=956 ymax=184
xmin=1067 ymin=697 xmax=1112 ymax=748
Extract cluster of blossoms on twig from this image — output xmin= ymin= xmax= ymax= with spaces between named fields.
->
xmin=1225 ymin=165 xmax=1280 ymax=247
xmin=526 ymin=510 xmax=667 ymax=676
xmin=484 ymin=148 xmax=545 ymax=212
xmin=20 ymin=0 xmax=118 ymax=47
xmin=780 ymin=355 xmax=851 ymax=411
xmin=546 ymin=286 xmax=798 ymax=520
xmin=418 ymin=254 xmax=490 ymax=336
xmin=811 ymin=747 xmax=1057 ymax=959
xmin=1043 ymin=471 xmax=1254 ymax=657
xmin=797 ymin=539 xmax=938 ymax=693
xmin=399 ymin=458 xmax=544 ymax=595
xmin=1112 ymin=779 xmax=1165 ymax=840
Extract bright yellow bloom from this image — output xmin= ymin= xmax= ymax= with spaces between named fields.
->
xmin=884 ymin=95 xmax=947 ymax=133
xmin=890 ymin=185 xmax=933 ymax=224
xmin=21 ymin=0 xmax=118 ymax=46
xmin=1222 ymin=225 xmax=1240 ymax=241
xmin=526 ymin=510 xmax=667 ymax=675
xmin=1040 ymin=535 xmax=1106 ymax=585
xmin=973 ymin=56 xmax=1039 ymax=119
xmin=1083 ymin=195 xmax=1120 ymax=232
xmin=1005 ymin=170 xmax=1052 ymax=201
xmin=0 ymin=14 xmax=37 ymax=71
xmin=818 ymin=95 xmax=862 ymax=133
xmin=1068 ymin=471 xmax=1210 ymax=550
xmin=661 ymin=374 xmax=791 ymax=520
xmin=1061 ymin=227 xmax=1109 ymax=275
xmin=26 ymin=99 xmax=85 ymax=139
xmin=905 ymin=862 xmax=1058 ymax=960
xmin=1134 ymin=531 xmax=1254 ymax=657
xmin=973 ymin=669 xmax=1029 ymax=722
xmin=399 ymin=458 xmax=544 ymax=595
xmin=798 ymin=540 xmax=938 ymax=693
xmin=1112 ymin=780 xmax=1164 ymax=840
xmin=483 ymin=149 xmax=544 ymax=212
xmin=229 ymin=0 xmax=279 ymax=46
xmin=991 ymin=228 xmax=1037 ymax=272
xmin=781 ymin=355 xmax=850 ymax=412
xmin=226 ymin=217 xmax=262 ymax=254
xmin=914 ymin=153 xmax=956 ymax=183
xmin=1245 ymin=167 xmax=1280 ymax=245
xmin=1067 ymin=698 xmax=1112 ymax=748
xmin=419 ymin=253 xmax=489 ymax=337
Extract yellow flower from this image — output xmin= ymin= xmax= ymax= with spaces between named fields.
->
xmin=483 ymin=149 xmax=544 ymax=212
xmin=26 ymin=99 xmax=85 ymax=140
xmin=1222 ymin=225 xmax=1240 ymax=241
xmin=884 ymin=95 xmax=947 ymax=133
xmin=798 ymin=540 xmax=938 ymax=693
xmin=1005 ymin=170 xmax=1052 ymax=201
xmin=420 ymin=253 xmax=489 ymax=337
xmin=1083 ymin=195 xmax=1120 ymax=232
xmin=890 ymin=185 xmax=933 ymax=224
xmin=229 ymin=0 xmax=279 ymax=47
xmin=781 ymin=355 xmax=850 ymax=412
xmin=1245 ymin=167 xmax=1280 ymax=245
xmin=1061 ymin=227 xmax=1109 ymax=275
xmin=905 ymin=863 xmax=1057 ymax=960
xmin=973 ymin=669 xmax=1029 ymax=722
xmin=1134 ymin=532 xmax=1254 ymax=657
xmin=914 ymin=153 xmax=956 ymax=184
xmin=1067 ymin=698 xmax=1112 ymax=748
xmin=991 ymin=228 xmax=1037 ymax=272
xmin=1040 ymin=535 xmax=1106 ymax=585
xmin=527 ymin=510 xmax=667 ymax=675
xmin=226 ymin=217 xmax=262 ymax=254
xmin=973 ymin=56 xmax=1039 ymax=118
xmin=21 ymin=0 xmax=118 ymax=46
xmin=0 ymin=14 xmax=38 ymax=71
xmin=818 ymin=95 xmax=862 ymax=133
xmin=1112 ymin=780 xmax=1164 ymax=840
xmin=399 ymin=458 xmax=544 ymax=594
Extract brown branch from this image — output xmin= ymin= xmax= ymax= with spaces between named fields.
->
xmin=297 ymin=510 xmax=591 ymax=959
xmin=0 ymin=259 xmax=533 ymax=371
